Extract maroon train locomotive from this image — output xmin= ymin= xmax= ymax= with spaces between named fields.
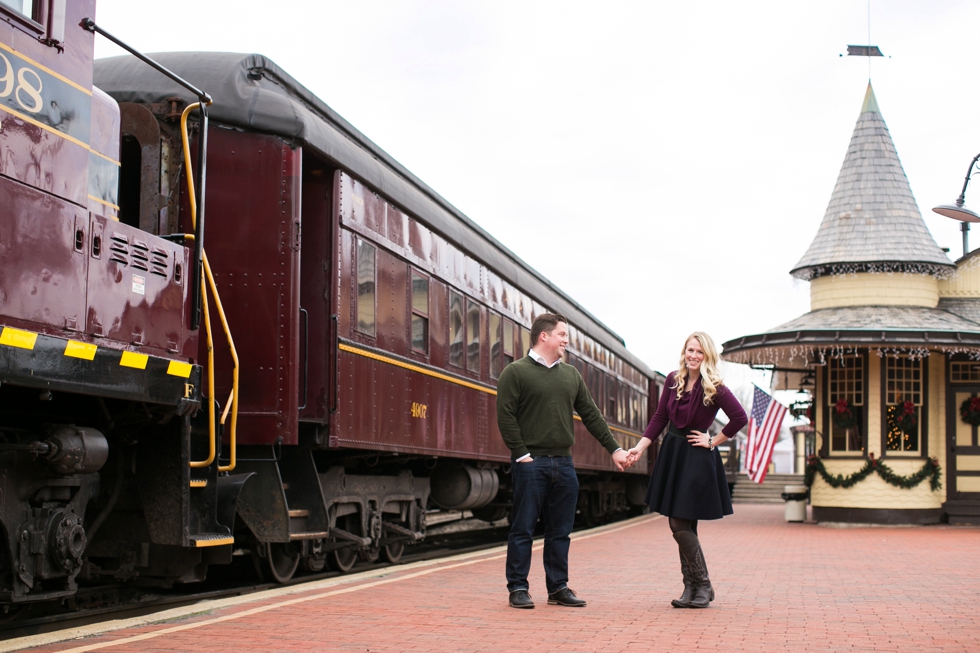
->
xmin=0 ymin=0 xmax=661 ymax=606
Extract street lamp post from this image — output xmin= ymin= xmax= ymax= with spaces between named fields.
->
xmin=932 ymin=152 xmax=980 ymax=257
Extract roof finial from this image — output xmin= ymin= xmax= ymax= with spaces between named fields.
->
xmin=861 ymin=82 xmax=879 ymax=115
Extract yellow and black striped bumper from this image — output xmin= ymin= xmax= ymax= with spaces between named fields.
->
xmin=0 ymin=326 xmax=201 ymax=408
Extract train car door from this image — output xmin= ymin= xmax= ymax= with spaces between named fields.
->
xmin=202 ymin=129 xmax=301 ymax=446
xmin=298 ymin=154 xmax=334 ymax=424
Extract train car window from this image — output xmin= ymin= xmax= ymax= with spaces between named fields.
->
xmin=449 ymin=291 xmax=464 ymax=368
xmin=356 ymin=239 xmax=376 ymax=337
xmin=411 ymin=271 xmax=429 ymax=353
xmin=1 ymin=0 xmax=63 ymax=44
xmin=618 ymin=382 xmax=627 ymax=425
xmin=520 ymin=326 xmax=531 ymax=357
xmin=630 ymin=390 xmax=642 ymax=429
xmin=608 ymin=378 xmax=618 ymax=421
xmin=489 ymin=312 xmax=502 ymax=379
xmin=0 ymin=0 xmax=30 ymax=18
xmin=466 ymin=301 xmax=481 ymax=374
xmin=502 ymin=319 xmax=514 ymax=368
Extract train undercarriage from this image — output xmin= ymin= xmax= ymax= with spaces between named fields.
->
xmin=0 ymin=382 xmax=644 ymax=604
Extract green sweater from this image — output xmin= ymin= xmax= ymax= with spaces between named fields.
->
xmin=496 ymin=356 xmax=621 ymax=459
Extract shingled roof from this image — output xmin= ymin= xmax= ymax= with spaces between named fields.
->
xmin=790 ymin=83 xmax=954 ymax=280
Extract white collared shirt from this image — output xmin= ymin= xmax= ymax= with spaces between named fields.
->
xmin=528 ymin=347 xmax=561 ymax=369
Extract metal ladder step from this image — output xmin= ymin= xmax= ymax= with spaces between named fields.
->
xmin=189 ymin=533 xmax=233 ymax=548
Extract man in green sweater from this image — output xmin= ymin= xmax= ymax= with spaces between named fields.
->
xmin=497 ymin=312 xmax=631 ymax=609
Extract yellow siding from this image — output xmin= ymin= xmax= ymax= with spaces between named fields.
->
xmin=814 ymin=367 xmax=824 ymax=454
xmin=811 ymin=273 xmax=938 ymax=309
xmin=938 ymin=259 xmax=980 ymax=298
xmin=866 ymin=356 xmax=881 ymax=458
xmin=810 ymin=458 xmax=943 ymax=509
xmin=930 ymin=357 xmax=947 ymax=489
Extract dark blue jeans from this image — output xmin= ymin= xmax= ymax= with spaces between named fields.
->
xmin=506 ymin=455 xmax=579 ymax=594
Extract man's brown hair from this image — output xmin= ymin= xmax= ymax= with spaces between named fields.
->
xmin=530 ymin=312 xmax=568 ymax=349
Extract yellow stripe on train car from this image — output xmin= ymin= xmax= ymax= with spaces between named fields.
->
xmin=167 ymin=360 xmax=193 ymax=378
xmin=120 ymin=350 xmax=149 ymax=369
xmin=64 ymin=340 xmax=97 ymax=360
xmin=0 ymin=327 xmax=38 ymax=350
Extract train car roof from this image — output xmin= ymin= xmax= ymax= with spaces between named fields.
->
xmin=94 ymin=52 xmax=654 ymax=379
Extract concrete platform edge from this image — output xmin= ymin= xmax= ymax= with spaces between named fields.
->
xmin=1 ymin=513 xmax=659 ymax=652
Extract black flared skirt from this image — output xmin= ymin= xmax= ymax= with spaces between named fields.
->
xmin=645 ymin=423 xmax=733 ymax=521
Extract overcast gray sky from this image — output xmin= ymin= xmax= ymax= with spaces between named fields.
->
xmin=93 ymin=0 xmax=980 ymax=376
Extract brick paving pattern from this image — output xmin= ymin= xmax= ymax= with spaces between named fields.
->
xmin=20 ymin=505 xmax=980 ymax=652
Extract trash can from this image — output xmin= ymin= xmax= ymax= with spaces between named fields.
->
xmin=781 ymin=485 xmax=808 ymax=522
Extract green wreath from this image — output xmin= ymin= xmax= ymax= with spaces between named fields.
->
xmin=832 ymin=399 xmax=857 ymax=430
xmin=886 ymin=401 xmax=918 ymax=436
xmin=804 ymin=455 xmax=941 ymax=492
xmin=960 ymin=396 xmax=980 ymax=427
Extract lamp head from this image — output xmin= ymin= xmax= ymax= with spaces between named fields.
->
xmin=933 ymin=201 xmax=980 ymax=223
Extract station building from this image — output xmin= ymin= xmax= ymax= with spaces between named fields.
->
xmin=723 ymin=84 xmax=980 ymax=524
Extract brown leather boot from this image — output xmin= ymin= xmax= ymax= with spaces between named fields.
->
xmin=670 ymin=549 xmax=696 ymax=608
xmin=673 ymin=531 xmax=714 ymax=608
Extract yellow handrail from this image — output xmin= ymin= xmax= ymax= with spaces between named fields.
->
xmin=180 ymin=102 xmax=240 ymax=471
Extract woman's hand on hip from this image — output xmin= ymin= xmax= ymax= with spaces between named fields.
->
xmin=687 ymin=430 xmax=712 ymax=449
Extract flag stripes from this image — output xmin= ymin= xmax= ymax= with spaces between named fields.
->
xmin=745 ymin=385 xmax=788 ymax=484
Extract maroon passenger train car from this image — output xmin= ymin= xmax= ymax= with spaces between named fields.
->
xmin=94 ymin=52 xmax=665 ymax=581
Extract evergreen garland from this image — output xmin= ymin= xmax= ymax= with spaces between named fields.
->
xmin=804 ymin=455 xmax=941 ymax=492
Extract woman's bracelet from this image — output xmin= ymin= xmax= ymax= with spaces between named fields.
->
xmin=708 ymin=435 xmax=714 ymax=450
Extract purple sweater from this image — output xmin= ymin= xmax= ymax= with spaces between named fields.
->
xmin=642 ymin=372 xmax=748 ymax=441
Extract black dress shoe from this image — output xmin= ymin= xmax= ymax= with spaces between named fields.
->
xmin=548 ymin=587 xmax=587 ymax=607
xmin=509 ymin=590 xmax=534 ymax=609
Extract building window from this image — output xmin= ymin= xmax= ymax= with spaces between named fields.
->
xmin=885 ymin=357 xmax=923 ymax=454
xmin=950 ymin=361 xmax=980 ymax=383
xmin=449 ymin=291 xmax=464 ymax=368
xmin=411 ymin=271 xmax=429 ymax=353
xmin=466 ymin=300 xmax=481 ymax=374
xmin=828 ymin=356 xmax=864 ymax=454
xmin=355 ymin=239 xmax=376 ymax=337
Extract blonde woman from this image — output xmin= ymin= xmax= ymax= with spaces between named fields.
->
xmin=626 ymin=332 xmax=747 ymax=609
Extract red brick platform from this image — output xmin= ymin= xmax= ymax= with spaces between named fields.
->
xmin=9 ymin=505 xmax=980 ymax=653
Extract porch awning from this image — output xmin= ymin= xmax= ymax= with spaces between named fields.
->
xmin=722 ymin=305 xmax=980 ymax=369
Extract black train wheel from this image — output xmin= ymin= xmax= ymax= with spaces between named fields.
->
xmin=331 ymin=547 xmax=357 ymax=572
xmin=266 ymin=542 xmax=300 ymax=583
xmin=251 ymin=541 xmax=300 ymax=583
xmin=382 ymin=541 xmax=405 ymax=564
xmin=330 ymin=513 xmax=362 ymax=572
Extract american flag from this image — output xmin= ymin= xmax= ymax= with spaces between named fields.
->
xmin=744 ymin=385 xmax=788 ymax=484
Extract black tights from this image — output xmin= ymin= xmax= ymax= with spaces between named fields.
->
xmin=668 ymin=517 xmax=699 ymax=536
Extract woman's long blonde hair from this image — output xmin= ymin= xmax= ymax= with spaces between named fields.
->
xmin=673 ymin=331 xmax=725 ymax=406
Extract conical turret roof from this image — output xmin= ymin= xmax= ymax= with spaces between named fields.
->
xmin=790 ymin=83 xmax=953 ymax=280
